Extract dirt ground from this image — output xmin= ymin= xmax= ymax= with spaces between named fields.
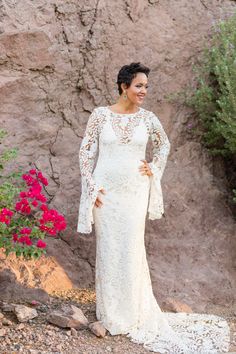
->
xmin=0 ymin=288 xmax=235 ymax=354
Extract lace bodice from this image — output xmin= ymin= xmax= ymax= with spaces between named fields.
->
xmin=77 ymin=106 xmax=170 ymax=233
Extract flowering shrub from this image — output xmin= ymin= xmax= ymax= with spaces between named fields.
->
xmin=0 ymin=129 xmax=67 ymax=259
xmin=0 ymin=168 xmax=67 ymax=258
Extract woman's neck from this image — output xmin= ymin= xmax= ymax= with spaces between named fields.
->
xmin=111 ymin=99 xmax=139 ymax=114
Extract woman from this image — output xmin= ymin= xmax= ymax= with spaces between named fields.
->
xmin=77 ymin=62 xmax=230 ymax=353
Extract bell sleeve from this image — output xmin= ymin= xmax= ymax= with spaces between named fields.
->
xmin=147 ymin=113 xmax=171 ymax=220
xmin=77 ymin=108 xmax=104 ymax=234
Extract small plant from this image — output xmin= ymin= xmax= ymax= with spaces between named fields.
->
xmin=0 ymin=129 xmax=67 ymax=258
xmin=169 ymin=13 xmax=236 ymax=205
xmin=187 ymin=14 xmax=236 ymax=157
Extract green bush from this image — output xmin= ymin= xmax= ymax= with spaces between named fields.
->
xmin=0 ymin=129 xmax=23 ymax=209
xmin=184 ymin=13 xmax=236 ymax=204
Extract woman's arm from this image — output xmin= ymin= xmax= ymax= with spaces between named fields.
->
xmin=77 ymin=108 xmax=104 ymax=233
xmin=147 ymin=113 xmax=171 ymax=219
xmin=79 ymin=108 xmax=101 ymax=200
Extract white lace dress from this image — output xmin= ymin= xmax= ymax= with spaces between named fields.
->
xmin=77 ymin=106 xmax=230 ymax=354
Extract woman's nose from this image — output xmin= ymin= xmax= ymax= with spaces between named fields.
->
xmin=140 ymin=88 xmax=146 ymax=95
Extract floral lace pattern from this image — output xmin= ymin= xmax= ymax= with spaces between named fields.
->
xmin=143 ymin=112 xmax=171 ymax=219
xmin=77 ymin=106 xmax=230 ymax=353
xmin=109 ymin=107 xmax=143 ymax=144
xmin=77 ymin=106 xmax=170 ymax=232
xmin=77 ymin=108 xmax=107 ymax=233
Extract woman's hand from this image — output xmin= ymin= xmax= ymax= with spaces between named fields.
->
xmin=95 ymin=188 xmax=106 ymax=208
xmin=139 ymin=159 xmax=153 ymax=177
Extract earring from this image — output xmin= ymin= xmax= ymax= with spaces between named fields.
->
xmin=123 ymin=91 xmax=127 ymax=100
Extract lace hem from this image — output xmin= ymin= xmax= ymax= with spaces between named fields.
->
xmin=126 ymin=312 xmax=230 ymax=354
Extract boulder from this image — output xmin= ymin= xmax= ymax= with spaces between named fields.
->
xmin=0 ymin=269 xmax=50 ymax=304
xmin=14 ymin=304 xmax=38 ymax=323
xmin=47 ymin=304 xmax=88 ymax=329
xmin=89 ymin=321 xmax=107 ymax=337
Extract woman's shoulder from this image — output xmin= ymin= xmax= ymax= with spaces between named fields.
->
xmin=93 ymin=106 xmax=108 ymax=113
xmin=140 ymin=107 xmax=160 ymax=123
xmin=89 ymin=107 xmax=108 ymax=131
xmin=146 ymin=109 xmax=164 ymax=123
xmin=88 ymin=106 xmax=108 ymax=121
xmin=140 ymin=107 xmax=154 ymax=116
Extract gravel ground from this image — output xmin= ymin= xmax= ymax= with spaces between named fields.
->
xmin=0 ymin=288 xmax=235 ymax=354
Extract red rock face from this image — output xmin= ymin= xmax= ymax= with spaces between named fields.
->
xmin=0 ymin=0 xmax=235 ymax=311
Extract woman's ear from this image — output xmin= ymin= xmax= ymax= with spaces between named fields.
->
xmin=121 ymin=83 xmax=127 ymax=92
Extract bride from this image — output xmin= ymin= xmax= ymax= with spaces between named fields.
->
xmin=77 ymin=62 xmax=230 ymax=353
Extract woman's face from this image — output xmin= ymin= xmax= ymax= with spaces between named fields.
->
xmin=122 ymin=72 xmax=148 ymax=106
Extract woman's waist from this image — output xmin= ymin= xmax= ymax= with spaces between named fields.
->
xmin=93 ymin=159 xmax=145 ymax=175
xmin=92 ymin=161 xmax=149 ymax=186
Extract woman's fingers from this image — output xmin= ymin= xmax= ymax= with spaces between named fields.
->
xmin=95 ymin=196 xmax=103 ymax=208
xmin=139 ymin=166 xmax=146 ymax=174
xmin=139 ymin=160 xmax=153 ymax=176
xmin=95 ymin=189 xmax=106 ymax=208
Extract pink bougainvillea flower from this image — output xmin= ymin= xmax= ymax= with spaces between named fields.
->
xmin=25 ymin=237 xmax=33 ymax=246
xmin=20 ymin=227 xmax=32 ymax=235
xmin=21 ymin=174 xmax=28 ymax=181
xmin=25 ymin=205 xmax=31 ymax=214
xmin=1 ymin=208 xmax=13 ymax=217
xmin=38 ymin=209 xmax=66 ymax=236
xmin=20 ymin=191 xmax=27 ymax=198
xmin=41 ymin=178 xmax=48 ymax=186
xmin=36 ymin=171 xmax=49 ymax=186
xmin=36 ymin=194 xmax=47 ymax=203
xmin=15 ymin=199 xmax=30 ymax=214
xmin=39 ymin=225 xmax=48 ymax=232
xmin=0 ymin=208 xmax=14 ymax=225
xmin=26 ymin=192 xmax=33 ymax=199
xmin=18 ymin=236 xmax=25 ymax=243
xmin=37 ymin=172 xmax=43 ymax=179
xmin=32 ymin=200 xmax=38 ymax=207
xmin=29 ymin=169 xmax=37 ymax=175
xmin=48 ymin=228 xmax=57 ymax=236
xmin=0 ymin=215 xmax=6 ymax=222
xmin=21 ymin=204 xmax=31 ymax=215
xmin=15 ymin=202 xmax=21 ymax=212
xmin=40 ymin=204 xmax=49 ymax=212
xmin=36 ymin=239 xmax=46 ymax=249
xmin=12 ymin=233 xmax=18 ymax=242
xmin=22 ymin=174 xmax=35 ymax=186
xmin=18 ymin=235 xmax=32 ymax=246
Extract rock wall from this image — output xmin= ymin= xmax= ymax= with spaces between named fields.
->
xmin=1 ymin=0 xmax=236 ymax=311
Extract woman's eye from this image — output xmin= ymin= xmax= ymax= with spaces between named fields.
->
xmin=136 ymin=85 xmax=149 ymax=88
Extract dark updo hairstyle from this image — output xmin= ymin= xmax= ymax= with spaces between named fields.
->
xmin=116 ymin=62 xmax=150 ymax=95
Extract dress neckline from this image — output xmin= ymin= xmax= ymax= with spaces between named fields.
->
xmin=106 ymin=106 xmax=141 ymax=116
